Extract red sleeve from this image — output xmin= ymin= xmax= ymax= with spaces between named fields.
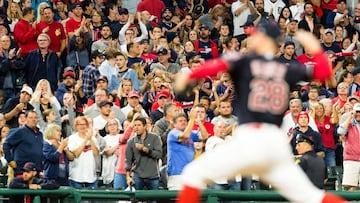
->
xmin=137 ymin=2 xmax=144 ymax=12
xmin=14 ymin=23 xmax=36 ymax=44
xmin=60 ymin=24 xmax=66 ymax=40
xmin=189 ymin=58 xmax=229 ymax=80
xmin=120 ymin=126 xmax=133 ymax=144
xmin=310 ymin=51 xmax=332 ymax=81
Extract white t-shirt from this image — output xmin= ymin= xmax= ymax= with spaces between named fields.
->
xmin=102 ymin=134 xmax=120 ymax=184
xmin=68 ymin=133 xmax=99 ymax=183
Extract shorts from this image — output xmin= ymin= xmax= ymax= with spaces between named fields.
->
xmin=342 ymin=160 xmax=360 ymax=187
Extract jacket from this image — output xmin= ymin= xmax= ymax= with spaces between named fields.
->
xmin=291 ymin=126 xmax=325 ymax=155
xmin=25 ymin=49 xmax=61 ymax=92
xmin=3 ymin=125 xmax=44 ymax=175
xmin=42 ymin=141 xmax=70 ymax=181
xmin=125 ymin=132 xmax=162 ymax=179
xmin=0 ymin=51 xmax=25 ymax=89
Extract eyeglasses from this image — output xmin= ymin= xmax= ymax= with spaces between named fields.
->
xmin=125 ymin=32 xmax=134 ymax=35
xmin=338 ymin=86 xmax=348 ymax=89
xmin=77 ymin=123 xmax=87 ymax=126
xmin=37 ymin=39 xmax=48 ymax=42
xmin=108 ymin=123 xmax=118 ymax=126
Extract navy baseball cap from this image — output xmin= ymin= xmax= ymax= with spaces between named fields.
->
xmin=97 ymin=75 xmax=108 ymax=83
xmin=255 ymin=22 xmax=281 ymax=42
xmin=119 ymin=7 xmax=129 ymax=15
xmin=296 ymin=134 xmax=314 ymax=145
xmin=23 ymin=162 xmax=37 ymax=172
xmin=157 ymin=47 xmax=168 ymax=55
xmin=98 ymin=100 xmax=113 ymax=108
xmin=284 ymin=41 xmax=295 ymax=48
xmin=199 ymin=24 xmax=210 ymax=30
xmin=71 ymin=3 xmax=82 ymax=11
xmin=352 ymin=67 xmax=360 ymax=75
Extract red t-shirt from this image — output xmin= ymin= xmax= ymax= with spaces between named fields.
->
xmin=137 ymin=0 xmax=165 ymax=23
xmin=36 ymin=21 xmax=66 ymax=52
xmin=315 ymin=116 xmax=335 ymax=149
xmin=65 ymin=18 xmax=82 ymax=34
xmin=13 ymin=19 xmax=37 ymax=56
xmin=193 ymin=122 xmax=214 ymax=137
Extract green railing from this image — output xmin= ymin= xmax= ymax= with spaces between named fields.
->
xmin=0 ymin=187 xmax=359 ymax=202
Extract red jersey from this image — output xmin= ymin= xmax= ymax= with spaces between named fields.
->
xmin=315 ymin=116 xmax=335 ymax=149
xmin=193 ymin=122 xmax=214 ymax=137
xmin=65 ymin=18 xmax=82 ymax=34
xmin=13 ymin=19 xmax=37 ymax=56
xmin=331 ymin=96 xmax=347 ymax=108
xmin=36 ymin=21 xmax=66 ymax=52
xmin=137 ymin=0 xmax=165 ymax=23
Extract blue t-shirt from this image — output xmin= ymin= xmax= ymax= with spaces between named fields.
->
xmin=167 ymin=129 xmax=200 ymax=176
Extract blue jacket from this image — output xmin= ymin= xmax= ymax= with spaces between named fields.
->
xmin=25 ymin=49 xmax=61 ymax=92
xmin=43 ymin=141 xmax=69 ymax=181
xmin=3 ymin=125 xmax=44 ymax=175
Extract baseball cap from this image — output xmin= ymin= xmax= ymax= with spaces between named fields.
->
xmin=166 ymin=32 xmax=178 ymax=43
xmin=23 ymin=162 xmax=37 ymax=172
xmin=71 ymin=3 xmax=82 ymax=11
xmin=157 ymin=47 xmax=169 ymax=55
xmin=324 ymin=28 xmax=334 ymax=35
xmin=186 ymin=51 xmax=199 ymax=63
xmin=97 ymin=75 xmax=108 ymax=83
xmin=21 ymin=86 xmax=33 ymax=96
xmin=98 ymin=100 xmax=113 ymax=108
xmin=157 ymin=90 xmax=170 ymax=99
xmin=63 ymin=71 xmax=75 ymax=79
xmin=296 ymin=134 xmax=314 ymax=145
xmin=162 ymin=7 xmax=173 ymax=14
xmin=255 ymin=22 xmax=281 ymax=42
xmin=348 ymin=95 xmax=360 ymax=103
xmin=194 ymin=5 xmax=204 ymax=15
xmin=284 ymin=41 xmax=295 ymax=48
xmin=352 ymin=67 xmax=360 ymax=75
xmin=353 ymin=103 xmax=360 ymax=111
xmin=128 ymin=91 xmax=140 ymax=98
xmin=296 ymin=111 xmax=309 ymax=123
xmin=199 ymin=24 xmax=210 ymax=30
xmin=91 ymin=50 xmax=104 ymax=60
xmin=119 ymin=7 xmax=129 ymax=15
xmin=140 ymin=39 xmax=149 ymax=44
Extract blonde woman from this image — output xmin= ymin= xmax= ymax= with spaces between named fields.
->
xmin=30 ymin=79 xmax=61 ymax=110
xmin=7 ymin=1 xmax=22 ymax=32
xmin=68 ymin=116 xmax=99 ymax=189
xmin=43 ymin=124 xmax=74 ymax=185
xmin=116 ymin=78 xmax=134 ymax=108
xmin=36 ymin=2 xmax=49 ymax=23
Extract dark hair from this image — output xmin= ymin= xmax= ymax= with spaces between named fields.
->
xmin=25 ymin=110 xmax=37 ymax=118
xmin=134 ymin=117 xmax=147 ymax=126
xmin=23 ymin=7 xmax=34 ymax=16
xmin=200 ymin=96 xmax=211 ymax=104
xmin=308 ymin=85 xmax=320 ymax=94
xmin=43 ymin=6 xmax=53 ymax=13
xmin=127 ymin=42 xmax=135 ymax=52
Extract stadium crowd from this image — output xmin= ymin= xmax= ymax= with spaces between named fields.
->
xmin=0 ymin=0 xmax=359 ymax=193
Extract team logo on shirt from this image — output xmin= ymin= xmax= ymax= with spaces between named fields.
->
xmin=55 ymin=29 xmax=61 ymax=36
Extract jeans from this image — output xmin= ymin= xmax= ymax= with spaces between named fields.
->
xmin=133 ymin=175 xmax=159 ymax=190
xmin=69 ymin=179 xmax=98 ymax=189
xmin=113 ymin=173 xmax=127 ymax=189
xmin=324 ymin=148 xmax=336 ymax=168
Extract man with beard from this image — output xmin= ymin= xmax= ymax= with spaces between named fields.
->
xmin=56 ymin=70 xmax=84 ymax=106
xmin=93 ymin=100 xmax=115 ymax=131
xmin=321 ymin=29 xmax=344 ymax=74
xmin=65 ymin=3 xmax=83 ymax=40
xmin=194 ymin=25 xmax=219 ymax=60
xmin=284 ymin=19 xmax=303 ymax=56
xmin=246 ymin=0 xmax=273 ymax=25
xmin=91 ymin=24 xmax=114 ymax=53
xmin=298 ymin=3 xmax=319 ymax=33
xmin=36 ymin=7 xmax=66 ymax=57
xmin=1 ymin=86 xmax=34 ymax=128
xmin=159 ymin=7 xmax=178 ymax=32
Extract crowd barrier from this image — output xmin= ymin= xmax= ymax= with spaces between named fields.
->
xmin=0 ymin=187 xmax=358 ymax=202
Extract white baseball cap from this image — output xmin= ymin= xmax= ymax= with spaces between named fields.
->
xmin=353 ymin=103 xmax=360 ymax=112
xmin=21 ymin=86 xmax=33 ymax=96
